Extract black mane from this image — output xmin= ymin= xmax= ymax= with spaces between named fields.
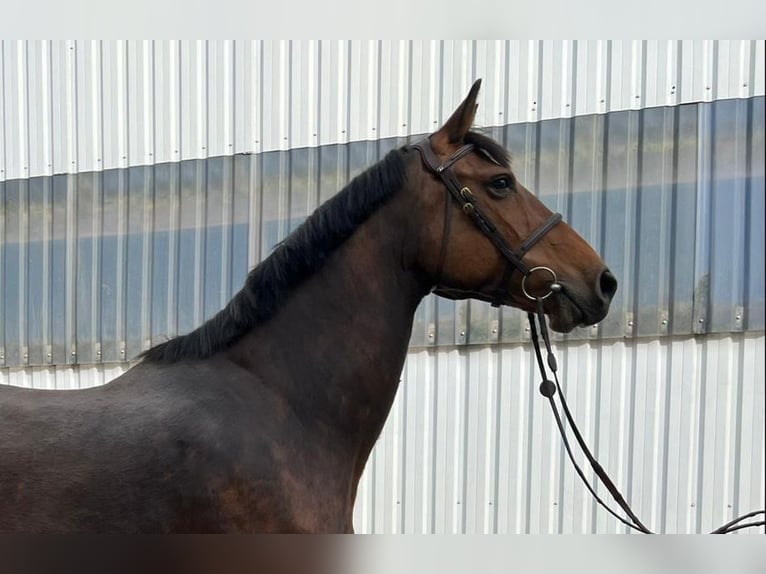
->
xmin=141 ymin=131 xmax=508 ymax=363
xmin=142 ymin=147 xmax=409 ymax=363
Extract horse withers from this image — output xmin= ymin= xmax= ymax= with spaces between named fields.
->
xmin=0 ymin=79 xmax=615 ymax=532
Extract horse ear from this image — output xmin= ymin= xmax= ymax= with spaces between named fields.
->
xmin=434 ymin=79 xmax=482 ymax=147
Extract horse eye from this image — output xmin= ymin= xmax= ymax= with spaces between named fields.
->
xmin=488 ymin=177 xmax=514 ymax=197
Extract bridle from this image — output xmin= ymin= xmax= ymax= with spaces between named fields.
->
xmin=411 ymin=136 xmax=562 ymax=306
xmin=412 ymin=135 xmax=765 ymax=534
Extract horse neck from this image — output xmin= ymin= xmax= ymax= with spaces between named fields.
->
xmin=228 ymin=189 xmax=429 ymax=458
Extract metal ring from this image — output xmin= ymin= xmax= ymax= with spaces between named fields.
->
xmin=521 ymin=266 xmax=558 ymax=301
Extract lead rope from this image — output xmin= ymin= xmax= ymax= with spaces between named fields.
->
xmin=528 ymin=300 xmax=765 ymax=535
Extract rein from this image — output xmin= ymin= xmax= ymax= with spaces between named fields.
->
xmin=527 ymin=304 xmax=766 ymax=534
xmin=413 ymin=134 xmax=765 ymax=535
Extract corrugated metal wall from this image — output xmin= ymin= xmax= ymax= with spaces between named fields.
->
xmin=1 ymin=40 xmax=764 ymax=534
xmin=354 ymin=333 xmax=765 ymax=534
xmin=1 ymin=40 xmax=764 ymax=180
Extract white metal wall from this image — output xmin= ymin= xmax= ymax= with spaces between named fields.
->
xmin=2 ymin=334 xmax=763 ymax=534
xmin=1 ymin=40 xmax=764 ymax=181
xmin=352 ymin=333 xmax=765 ymax=534
xmin=1 ymin=40 xmax=764 ymax=534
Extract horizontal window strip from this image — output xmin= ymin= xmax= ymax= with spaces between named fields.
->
xmin=0 ymin=97 xmax=764 ymax=367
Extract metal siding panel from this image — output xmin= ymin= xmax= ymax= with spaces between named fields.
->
xmin=101 ymin=41 xmax=128 ymax=171
xmin=2 ymin=40 xmax=765 ymax=180
xmin=153 ymin=40 xmax=181 ymax=166
xmin=179 ymin=40 xmax=208 ymax=163
xmin=747 ymin=98 xmax=766 ymax=331
xmin=2 ymin=41 xmax=26 ymax=182
xmin=26 ymin=41 xmax=52 ymax=179
xmin=0 ymin=42 xmax=5 ymax=182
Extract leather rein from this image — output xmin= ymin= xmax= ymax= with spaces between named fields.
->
xmin=412 ymin=135 xmax=765 ymax=534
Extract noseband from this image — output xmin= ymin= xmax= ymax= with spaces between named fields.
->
xmin=411 ymin=136 xmax=562 ymax=306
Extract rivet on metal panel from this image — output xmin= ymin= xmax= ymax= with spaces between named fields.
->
xmin=625 ymin=313 xmax=635 ymax=336
xmin=698 ymin=318 xmax=704 ymax=323
xmin=459 ymin=331 xmax=465 ymax=337
xmin=490 ymin=320 xmax=499 ymax=335
xmin=743 ymin=83 xmax=748 ymax=87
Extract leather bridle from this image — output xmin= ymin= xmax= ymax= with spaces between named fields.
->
xmin=411 ymin=136 xmax=562 ymax=306
xmin=412 ymin=134 xmax=765 ymax=534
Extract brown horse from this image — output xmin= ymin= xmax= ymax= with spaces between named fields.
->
xmin=0 ymin=80 xmax=616 ymax=533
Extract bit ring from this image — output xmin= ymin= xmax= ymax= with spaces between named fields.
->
xmin=521 ymin=266 xmax=559 ymax=301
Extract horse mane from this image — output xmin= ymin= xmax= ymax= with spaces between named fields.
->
xmin=141 ymin=131 xmax=506 ymax=363
xmin=141 ymin=147 xmax=410 ymax=363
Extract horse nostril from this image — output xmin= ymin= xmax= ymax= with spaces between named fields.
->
xmin=599 ymin=269 xmax=618 ymax=301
